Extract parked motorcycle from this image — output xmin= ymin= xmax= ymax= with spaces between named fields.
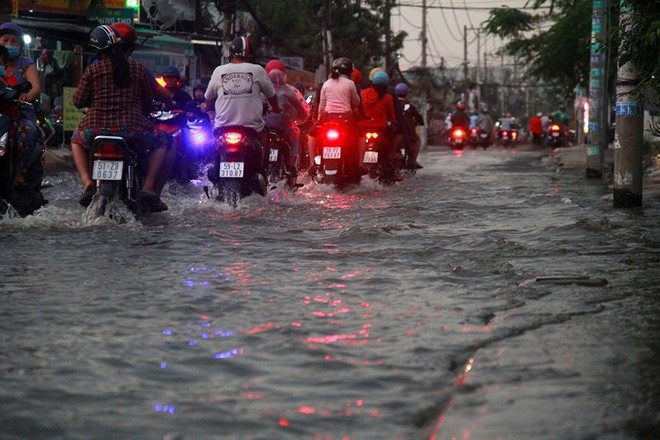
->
xmin=85 ymin=134 xmax=146 ymax=221
xmin=206 ymin=126 xmax=267 ymax=208
xmin=0 ymin=82 xmax=46 ymax=218
xmin=448 ymin=125 xmax=469 ymax=150
xmin=310 ymin=120 xmax=361 ymax=189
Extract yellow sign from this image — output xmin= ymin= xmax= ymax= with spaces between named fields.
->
xmin=12 ymin=0 xmax=19 ymax=17
xmin=63 ymin=87 xmax=86 ymax=132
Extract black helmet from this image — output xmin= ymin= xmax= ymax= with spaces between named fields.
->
xmin=229 ymin=36 xmax=251 ymax=59
xmin=89 ymin=25 xmax=122 ymax=51
xmin=331 ymin=57 xmax=354 ymax=77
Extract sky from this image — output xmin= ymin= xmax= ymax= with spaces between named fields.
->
xmin=391 ymin=0 xmax=542 ymax=72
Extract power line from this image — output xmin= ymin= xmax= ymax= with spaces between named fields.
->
xmin=398 ymin=1 xmax=551 ymax=10
xmin=434 ymin=0 xmax=463 ymax=42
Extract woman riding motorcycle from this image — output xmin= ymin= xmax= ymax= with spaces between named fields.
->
xmin=0 ymin=23 xmax=43 ymax=193
xmin=307 ymin=57 xmax=364 ymax=174
xmin=70 ymin=25 xmax=169 ymax=210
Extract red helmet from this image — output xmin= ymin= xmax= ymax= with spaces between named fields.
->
xmin=265 ymin=59 xmax=286 ymax=75
xmin=111 ymin=22 xmax=137 ymax=44
xmin=350 ymin=68 xmax=362 ymax=84
xmin=457 ymin=101 xmax=466 ymax=111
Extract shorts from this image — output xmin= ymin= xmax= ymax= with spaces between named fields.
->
xmin=71 ymin=126 xmax=170 ymax=152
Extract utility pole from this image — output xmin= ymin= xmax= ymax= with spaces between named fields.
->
xmin=420 ymin=0 xmax=429 ymax=150
xmin=384 ymin=0 xmax=393 ymax=74
xmin=586 ymin=0 xmax=609 ymax=178
xmin=463 ymin=25 xmax=468 ymax=83
xmin=613 ymin=1 xmax=644 ymax=207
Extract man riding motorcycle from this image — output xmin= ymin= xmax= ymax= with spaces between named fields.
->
xmin=204 ymin=36 xmax=281 ymax=180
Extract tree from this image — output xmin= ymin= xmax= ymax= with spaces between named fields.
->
xmin=483 ymin=1 xmax=593 ymax=104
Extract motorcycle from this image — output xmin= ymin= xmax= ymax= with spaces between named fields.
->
xmin=496 ymin=127 xmax=519 ymax=147
xmin=176 ymin=114 xmax=214 ymax=184
xmin=149 ymin=105 xmax=190 ymax=184
xmin=546 ymin=123 xmax=566 ymax=148
xmin=266 ymin=128 xmax=301 ymax=189
xmin=363 ymin=128 xmax=399 ymax=184
xmin=448 ymin=125 xmax=469 ymax=150
xmin=85 ymin=134 xmax=147 ymax=221
xmin=0 ymin=82 xmax=47 ymax=218
xmin=206 ymin=126 xmax=267 ymax=208
xmin=469 ymin=127 xmax=492 ymax=149
xmin=310 ymin=119 xmax=361 ymax=189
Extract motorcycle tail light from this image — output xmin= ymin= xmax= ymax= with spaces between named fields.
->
xmin=453 ymin=129 xmax=464 ymax=138
xmin=326 ymin=129 xmax=340 ymax=140
xmin=366 ymin=131 xmax=379 ymax=140
xmin=223 ymin=132 xmax=243 ymax=144
xmin=94 ymin=143 xmax=125 ymax=160
xmin=551 ymin=124 xmax=560 ymax=131
xmin=512 ymin=132 xmax=518 ymax=139
xmin=502 ymin=130 xmax=508 ymax=136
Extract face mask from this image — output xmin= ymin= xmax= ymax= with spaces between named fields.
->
xmin=5 ymin=46 xmax=20 ymax=59
xmin=0 ymin=66 xmax=4 ymax=76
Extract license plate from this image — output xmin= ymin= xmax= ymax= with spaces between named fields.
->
xmin=502 ymin=136 xmax=509 ymax=140
xmin=455 ymin=138 xmax=463 ymax=144
xmin=269 ymin=149 xmax=278 ymax=162
xmin=323 ymin=146 xmax=341 ymax=159
xmin=219 ymin=161 xmax=244 ymax=178
xmin=480 ymin=133 xmax=488 ymax=138
xmin=364 ymin=151 xmax=378 ymax=164
xmin=552 ymin=133 xmax=559 ymax=137
xmin=92 ymin=160 xmax=123 ymax=180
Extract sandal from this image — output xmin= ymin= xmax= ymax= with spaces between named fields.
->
xmin=79 ymin=186 xmax=96 ymax=207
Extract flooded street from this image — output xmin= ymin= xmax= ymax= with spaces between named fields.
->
xmin=1 ymin=146 xmax=659 ymax=439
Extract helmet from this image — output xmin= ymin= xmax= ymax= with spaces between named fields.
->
xmin=372 ymin=71 xmax=389 ymax=86
xmin=350 ymin=68 xmax=362 ymax=84
xmin=89 ymin=25 xmax=122 ymax=51
xmin=331 ymin=57 xmax=354 ymax=77
xmin=394 ymin=83 xmax=409 ymax=96
xmin=369 ymin=67 xmax=383 ymax=81
xmin=265 ymin=59 xmax=286 ymax=75
xmin=193 ymin=83 xmax=207 ymax=93
xmin=0 ymin=22 xmax=24 ymax=39
xmin=162 ymin=66 xmax=180 ymax=78
xmin=111 ymin=22 xmax=137 ymax=44
xmin=456 ymin=101 xmax=466 ymax=111
xmin=229 ymin=36 xmax=251 ymax=58
xmin=536 ymin=112 xmax=543 ymax=117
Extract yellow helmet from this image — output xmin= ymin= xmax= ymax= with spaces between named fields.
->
xmin=369 ymin=67 xmax=384 ymax=81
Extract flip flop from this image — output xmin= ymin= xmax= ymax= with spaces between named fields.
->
xmin=79 ymin=186 xmax=96 ymax=207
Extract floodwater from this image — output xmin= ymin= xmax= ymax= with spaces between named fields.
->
xmin=1 ymin=146 xmax=659 ymax=440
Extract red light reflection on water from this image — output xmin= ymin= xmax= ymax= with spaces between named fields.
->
xmin=453 ymin=149 xmax=464 ymax=158
xmin=428 ymin=357 xmax=476 ymax=439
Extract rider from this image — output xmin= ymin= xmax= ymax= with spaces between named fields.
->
xmin=394 ymin=82 xmax=424 ymax=169
xmin=307 ymin=57 xmax=363 ymax=174
xmin=552 ymin=104 xmax=570 ymax=127
xmin=204 ymin=36 xmax=281 ymax=177
xmin=450 ymin=101 xmax=470 ymax=131
xmin=529 ymin=112 xmax=543 ymax=145
xmin=360 ymin=71 xmax=402 ymax=168
xmin=0 ymin=23 xmax=43 ymax=195
xmin=111 ymin=21 xmax=174 ymax=199
xmin=161 ymin=66 xmax=192 ymax=111
xmin=264 ymin=59 xmax=310 ymax=174
xmin=70 ymin=25 xmax=170 ymax=211
xmin=476 ymin=106 xmax=494 ymax=140
xmin=184 ymin=83 xmax=209 ymax=121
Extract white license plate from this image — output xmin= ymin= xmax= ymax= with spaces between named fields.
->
xmin=502 ymin=136 xmax=509 ymax=140
xmin=269 ymin=149 xmax=278 ymax=162
xmin=92 ymin=160 xmax=123 ymax=181
xmin=552 ymin=132 xmax=560 ymax=137
xmin=480 ymin=133 xmax=488 ymax=138
xmin=455 ymin=138 xmax=463 ymax=143
xmin=323 ymin=146 xmax=341 ymax=159
xmin=219 ymin=161 xmax=244 ymax=178
xmin=364 ymin=151 xmax=378 ymax=164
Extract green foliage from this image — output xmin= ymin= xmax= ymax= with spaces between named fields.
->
xmin=483 ymin=7 xmax=539 ymax=38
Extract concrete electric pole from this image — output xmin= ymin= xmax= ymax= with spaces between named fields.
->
xmin=585 ymin=0 xmax=610 ymax=178
xmin=613 ymin=1 xmax=644 ymax=207
xmin=419 ymin=0 xmax=429 ymax=150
